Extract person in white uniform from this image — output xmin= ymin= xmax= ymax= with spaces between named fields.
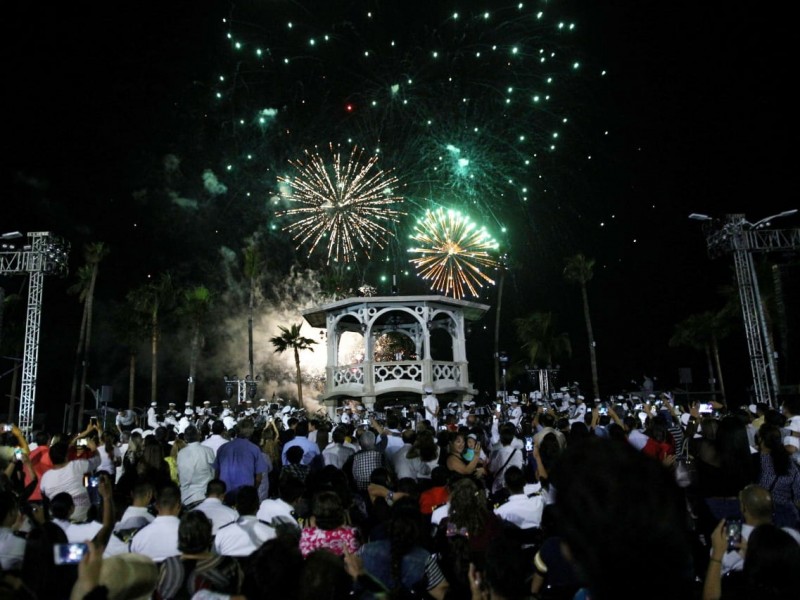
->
xmin=422 ymin=387 xmax=440 ymax=430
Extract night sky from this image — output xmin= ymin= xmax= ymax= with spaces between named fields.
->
xmin=2 ymin=1 xmax=797 ymax=426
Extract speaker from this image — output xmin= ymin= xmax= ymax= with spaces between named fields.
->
xmin=100 ymin=385 xmax=113 ymax=405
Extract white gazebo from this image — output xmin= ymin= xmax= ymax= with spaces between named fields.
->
xmin=302 ymin=295 xmax=489 ymax=415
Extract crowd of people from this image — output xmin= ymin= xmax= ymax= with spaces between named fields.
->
xmin=1 ymin=389 xmax=799 ymax=600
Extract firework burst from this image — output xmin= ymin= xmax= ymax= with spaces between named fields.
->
xmin=408 ymin=207 xmax=499 ymax=299
xmin=278 ymin=145 xmax=404 ymax=263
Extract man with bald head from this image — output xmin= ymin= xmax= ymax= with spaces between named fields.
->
xmin=717 ymin=484 xmax=800 ymax=575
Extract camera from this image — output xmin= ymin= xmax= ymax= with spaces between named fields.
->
xmin=76 ymin=438 xmax=88 ymax=447
xmin=3 ymin=424 xmax=13 ymax=433
xmin=524 ymin=436 xmax=534 ymax=452
xmin=699 ymin=403 xmax=714 ymax=414
xmin=725 ymin=519 xmax=742 ymax=552
xmin=53 ymin=543 xmax=89 ymax=565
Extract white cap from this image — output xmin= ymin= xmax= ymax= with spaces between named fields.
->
xmin=423 ymin=386 xmax=433 ymax=394
xmin=150 ymin=402 xmax=157 ymax=407
xmin=281 ymin=406 xmax=292 ymax=414
xmin=577 ymin=395 xmax=585 ymax=400
xmin=748 ymin=404 xmax=758 ymax=414
xmin=184 ymin=407 xmax=194 ymax=415
xmin=203 ymin=401 xmax=211 ymax=405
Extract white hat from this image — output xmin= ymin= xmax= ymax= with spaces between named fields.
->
xmin=168 ymin=402 xmax=176 ymax=407
xmin=423 ymin=386 xmax=433 ymax=394
xmin=680 ymin=413 xmax=691 ymax=427
xmin=150 ymin=402 xmax=157 ymax=407
xmin=648 ymin=394 xmax=656 ymax=399
xmin=577 ymin=395 xmax=585 ymax=401
xmin=747 ymin=404 xmax=758 ymax=414
xmin=281 ymin=406 xmax=292 ymax=414
xmin=184 ymin=407 xmax=194 ymax=415
xmin=203 ymin=401 xmax=211 ymax=406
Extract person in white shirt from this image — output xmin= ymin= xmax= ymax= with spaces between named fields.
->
xmin=201 ymin=419 xmax=229 ymax=455
xmin=195 ymin=479 xmax=239 ymax=534
xmin=422 ymin=387 xmax=440 ymax=430
xmin=147 ymin=402 xmax=160 ymax=430
xmin=214 ymin=486 xmax=276 ymax=557
xmin=717 ymin=483 xmax=800 ymax=576
xmin=177 ymin=425 xmax=215 ymax=507
xmin=487 ymin=423 xmax=524 ymax=496
xmin=0 ymin=490 xmax=26 ymax=571
xmin=97 ymin=431 xmax=122 ymax=479
xmin=493 ymin=466 xmax=543 ymax=529
xmin=115 ymin=481 xmax=155 ymax=532
xmin=40 ymin=434 xmax=102 ymax=523
xmin=130 ymin=483 xmax=182 ymax=562
xmin=257 ymin=476 xmax=303 ymax=528
xmin=322 ymin=427 xmax=355 ymax=469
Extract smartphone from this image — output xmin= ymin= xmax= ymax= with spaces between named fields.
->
xmin=3 ymin=424 xmax=12 ymax=432
xmin=599 ymin=407 xmax=609 ymax=416
xmin=725 ymin=519 xmax=742 ymax=552
xmin=524 ymin=436 xmax=534 ymax=452
xmin=88 ymin=475 xmax=100 ymax=488
xmin=699 ymin=403 xmax=713 ymax=414
xmin=13 ymin=448 xmax=23 ymax=461
xmin=53 ymin=543 xmax=89 ymax=565
xmin=76 ymin=438 xmax=88 ymax=447
xmin=495 ymin=403 xmax=502 ymax=412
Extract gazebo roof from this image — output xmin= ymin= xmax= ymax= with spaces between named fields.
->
xmin=302 ymin=295 xmax=490 ymax=328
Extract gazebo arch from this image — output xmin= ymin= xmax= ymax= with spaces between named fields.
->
xmin=302 ymin=295 xmax=489 ymax=415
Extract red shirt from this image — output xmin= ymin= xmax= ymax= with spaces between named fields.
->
xmin=26 ymin=445 xmax=53 ymax=501
xmin=419 ymin=486 xmax=448 ymax=515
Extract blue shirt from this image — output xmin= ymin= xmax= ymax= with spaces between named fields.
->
xmin=213 ymin=437 xmax=268 ymax=494
xmin=281 ymin=436 xmax=321 ymax=466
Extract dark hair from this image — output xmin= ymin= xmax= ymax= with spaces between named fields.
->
xmin=49 ymin=492 xmax=75 ymax=520
xmin=551 ymin=438 xmax=692 ymax=600
xmin=448 ymin=477 xmax=487 ymax=535
xmin=743 ymin=524 xmax=800 ymax=599
xmin=48 ymin=441 xmax=69 ymax=466
xmin=156 ymin=483 xmax=182 ymax=510
xmin=295 ymin=420 xmax=309 ymax=437
xmin=430 ymin=466 xmax=449 ymax=487
xmin=298 ymin=549 xmax=353 ymax=600
xmin=184 ymin=425 xmax=201 ymax=443
xmin=387 ymin=498 xmax=423 ymax=593
xmin=717 ymin=416 xmax=754 ymax=487
xmin=236 ymin=486 xmax=260 ymax=515
xmin=758 ymin=423 xmax=791 ymax=475
xmin=179 ymin=510 xmax=213 ymax=554
xmin=503 ymin=465 xmax=526 ymax=494
xmin=312 ymin=491 xmax=345 ymax=530
xmin=279 ymin=475 xmax=306 ymax=504
xmin=211 ymin=420 xmax=225 ymax=435
xmin=238 ymin=418 xmax=255 ymax=439
xmin=206 ymin=478 xmax=227 ymax=497
xmin=499 ymin=423 xmax=516 ymax=446
xmin=242 ymin=537 xmax=303 ymax=600
xmin=331 ymin=427 xmax=346 ymax=445
xmin=0 ymin=490 xmax=19 ymax=524
xmin=34 ymin=431 xmax=50 ymax=447
xmin=483 ymin=530 xmax=531 ymax=600
xmin=286 ymin=445 xmax=305 ymax=466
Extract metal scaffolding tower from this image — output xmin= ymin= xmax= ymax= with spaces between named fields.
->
xmin=691 ymin=211 xmax=799 ymax=406
xmin=0 ymin=232 xmax=69 ymax=434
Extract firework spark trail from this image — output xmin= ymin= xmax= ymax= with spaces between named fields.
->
xmin=408 ymin=207 xmax=499 ymax=299
xmin=278 ymin=144 xmax=405 ymax=262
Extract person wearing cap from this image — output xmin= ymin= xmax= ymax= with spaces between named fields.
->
xmin=509 ymin=395 xmax=523 ymax=428
xmin=147 ymin=402 xmax=160 ymax=430
xmin=422 ymin=386 xmax=440 ymax=430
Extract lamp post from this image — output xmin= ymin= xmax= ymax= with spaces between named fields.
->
xmin=690 ymin=210 xmax=799 ymax=406
xmin=498 ymin=350 xmax=509 ymax=403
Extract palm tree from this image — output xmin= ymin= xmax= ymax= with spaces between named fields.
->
xmin=113 ymin=297 xmax=150 ymax=410
xmin=68 ymin=242 xmax=109 ymax=427
xmin=127 ymin=273 xmax=174 ymax=404
xmin=242 ymin=243 xmax=263 ymax=381
xmin=563 ymin=253 xmax=600 ymax=398
xmin=270 ymin=323 xmax=317 ymax=406
xmin=179 ymin=286 xmax=212 ymax=406
xmin=670 ymin=311 xmax=731 ymax=402
xmin=514 ymin=311 xmax=572 ymax=367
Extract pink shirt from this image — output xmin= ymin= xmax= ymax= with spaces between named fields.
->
xmin=298 ymin=525 xmax=360 ymax=557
